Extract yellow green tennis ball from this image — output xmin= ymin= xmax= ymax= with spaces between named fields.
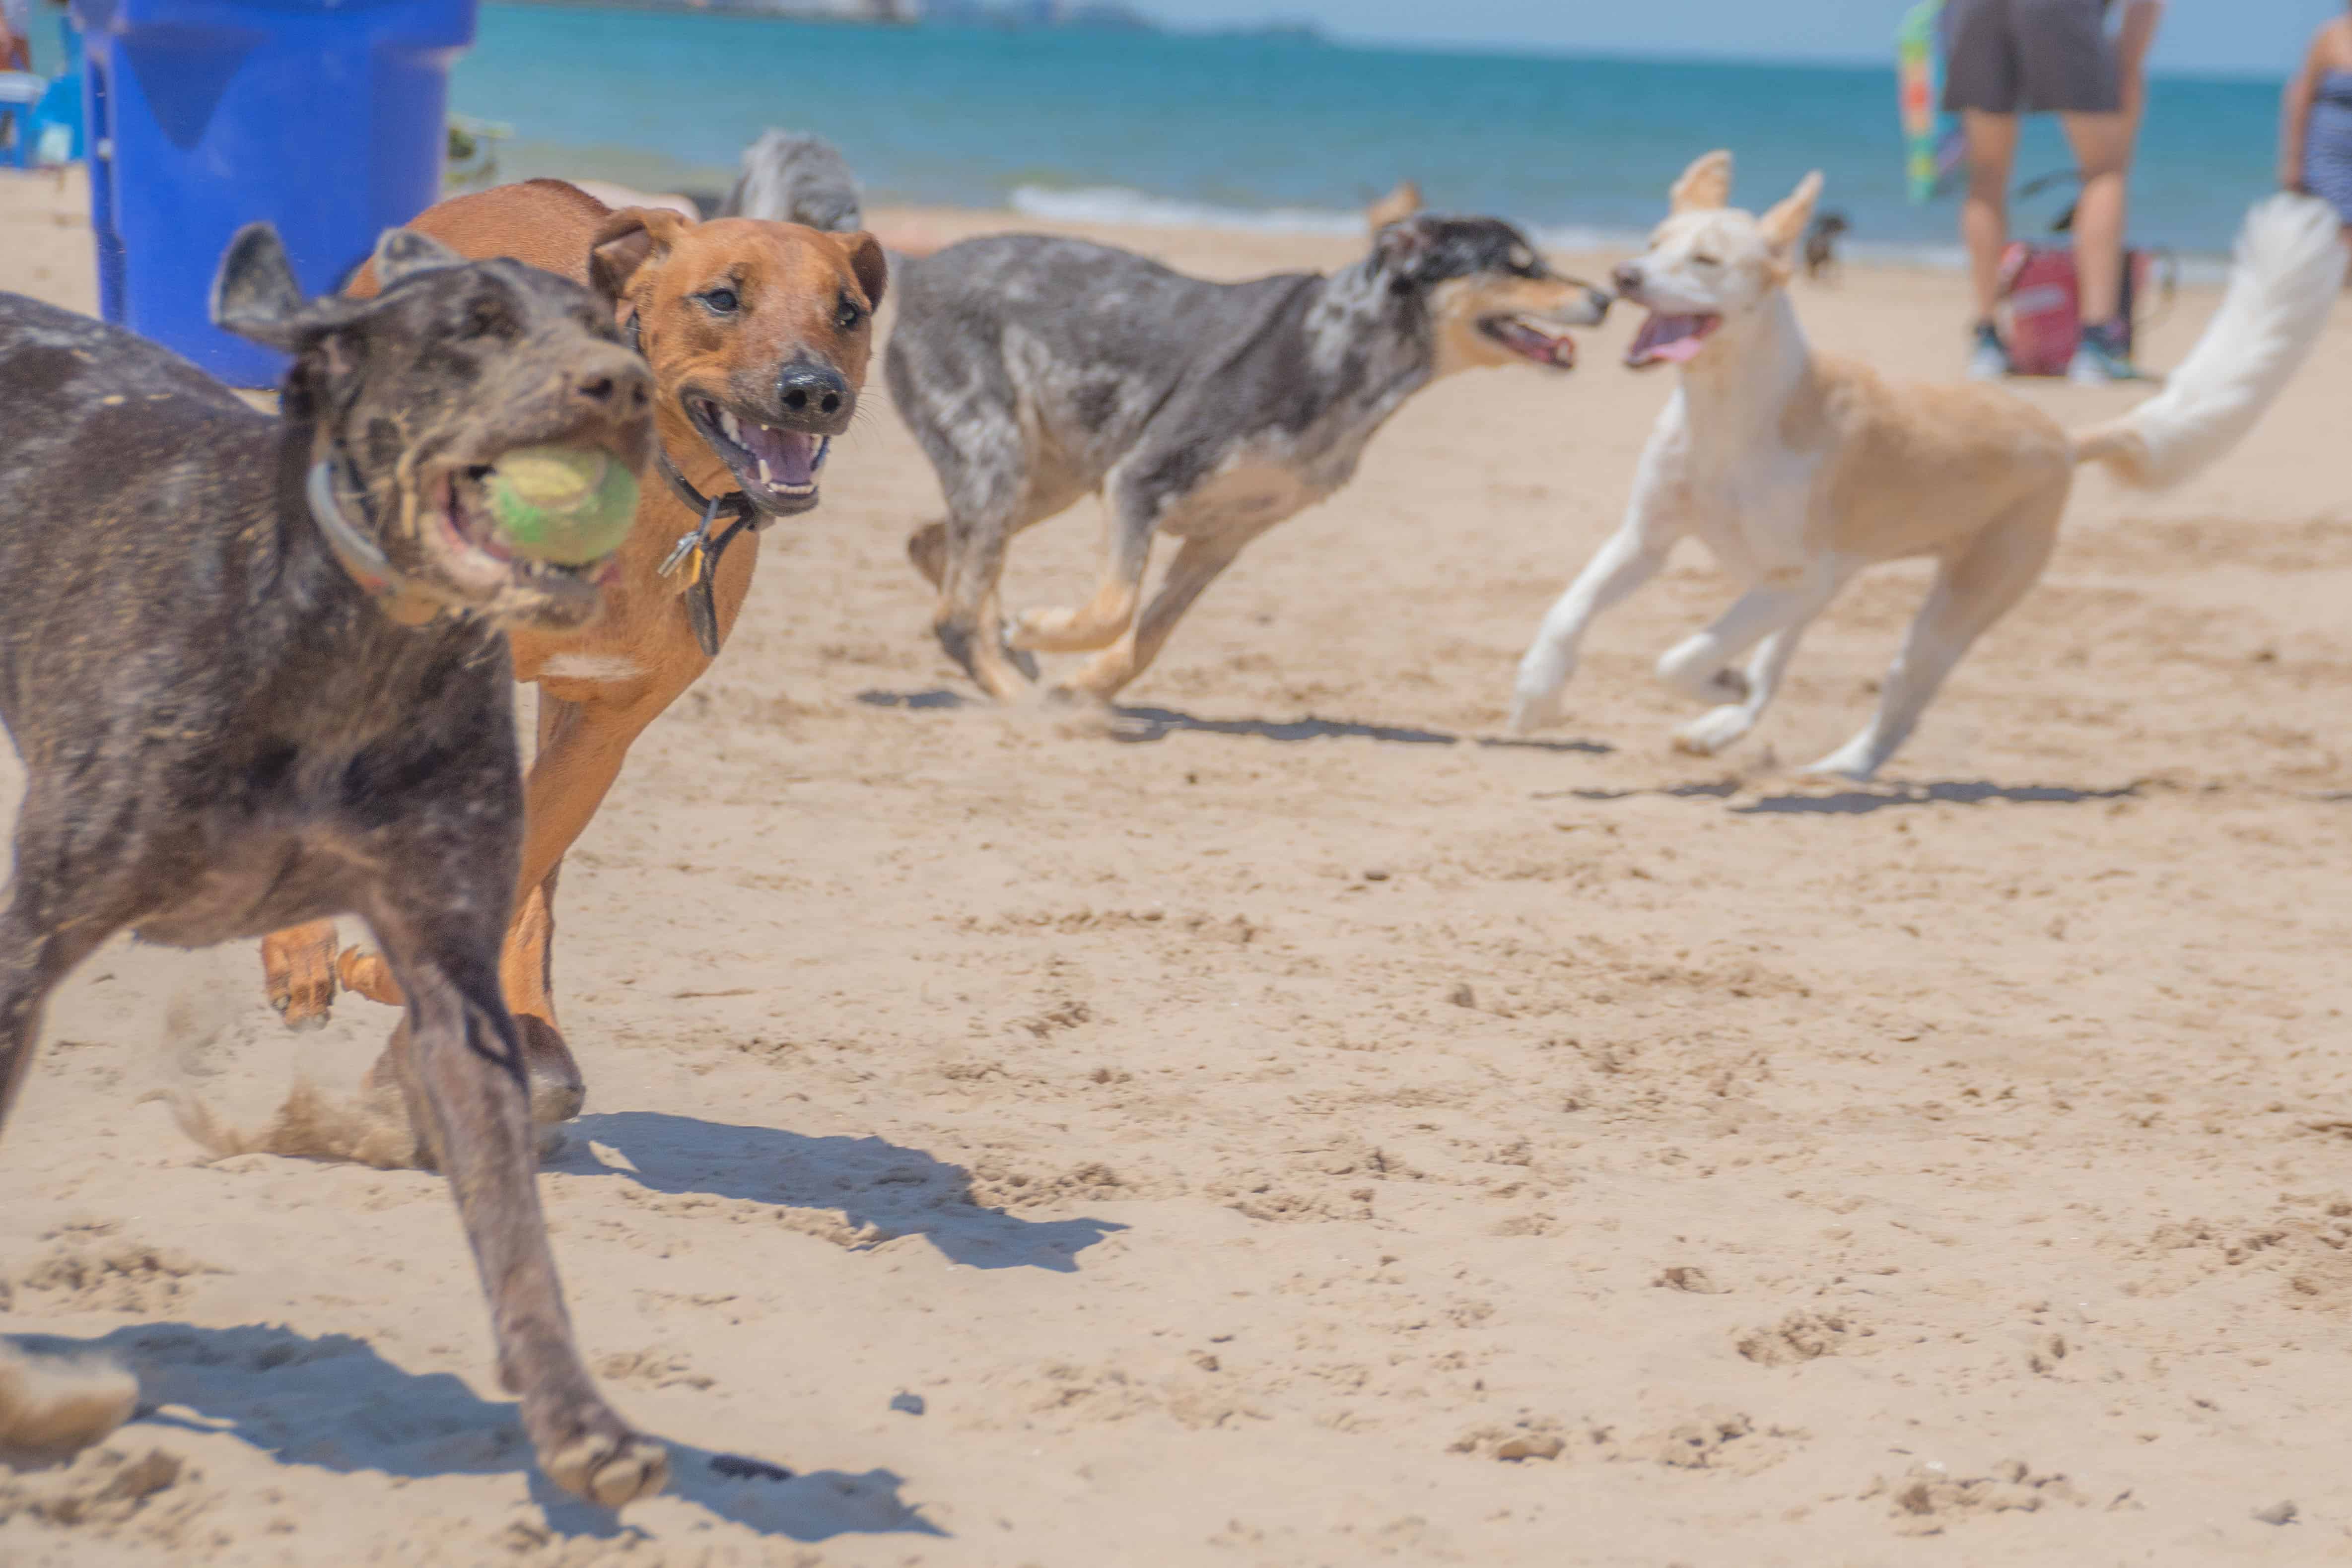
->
xmin=484 ymin=445 xmax=638 ymax=566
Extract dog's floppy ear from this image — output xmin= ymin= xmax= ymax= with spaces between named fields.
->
xmin=1669 ymin=150 xmax=1733 ymax=214
xmin=211 ymin=223 xmax=369 ymax=349
xmin=839 ymin=230 xmax=889 ymax=311
xmin=1759 ymin=171 xmax=1824 ymax=256
xmin=589 ymin=206 xmax=692 ymax=313
xmin=370 ymin=227 xmax=466 ymax=289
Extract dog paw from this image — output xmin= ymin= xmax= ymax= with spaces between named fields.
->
xmin=1672 ymin=705 xmax=1753 ymax=756
xmin=1508 ymin=681 xmax=1568 ymax=735
xmin=1655 ymin=640 xmax=1749 ymax=705
xmin=1795 ymin=743 xmax=1879 ymax=782
xmin=517 ymin=1015 xmax=586 ymax=1126
xmin=542 ymin=1423 xmax=670 ymax=1509
xmin=998 ymin=621 xmax=1041 ymax=683
xmin=335 ymin=947 xmax=406 ymax=1008
xmin=263 ymin=922 xmax=340 ymax=1031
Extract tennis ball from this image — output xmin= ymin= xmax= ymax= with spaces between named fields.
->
xmin=483 ymin=445 xmax=638 ymax=566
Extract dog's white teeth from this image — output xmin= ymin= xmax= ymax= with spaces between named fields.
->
xmin=757 ymin=458 xmax=772 ymax=483
xmin=720 ymin=411 xmax=742 ymax=443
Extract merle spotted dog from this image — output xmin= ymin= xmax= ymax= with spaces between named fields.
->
xmin=721 ymin=129 xmax=863 ymax=233
xmin=0 ymin=226 xmax=670 ymax=1505
xmin=887 ymin=213 xmax=1610 ymax=702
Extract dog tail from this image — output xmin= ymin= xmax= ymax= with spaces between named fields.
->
xmin=2071 ymin=193 xmax=2345 ymax=488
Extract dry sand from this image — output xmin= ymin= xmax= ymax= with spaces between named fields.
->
xmin=4 ymin=165 xmax=2352 ymax=1566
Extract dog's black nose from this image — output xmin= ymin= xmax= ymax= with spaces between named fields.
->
xmin=776 ymin=361 xmax=850 ymax=430
xmin=1610 ymin=262 xmax=1643 ymax=296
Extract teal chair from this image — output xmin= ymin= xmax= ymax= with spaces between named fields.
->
xmin=0 ymin=13 xmax=81 ymax=168
xmin=0 ymin=70 xmax=40 ymax=169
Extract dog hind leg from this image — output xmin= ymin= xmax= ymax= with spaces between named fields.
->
xmin=1512 ymin=522 xmax=1673 ymax=733
xmin=907 ymin=520 xmax=949 ymax=590
xmin=937 ymin=503 xmax=1040 ymax=700
xmin=916 ymin=402 xmax=1047 ymax=698
xmin=1802 ymin=504 xmax=2059 ymax=782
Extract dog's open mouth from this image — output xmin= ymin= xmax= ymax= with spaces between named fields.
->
xmin=687 ymin=397 xmax=830 ymax=514
xmin=434 ymin=468 xmax=619 ymax=589
xmin=1624 ymin=312 xmax=1722 ymax=369
xmin=1480 ymin=314 xmax=1578 ymax=370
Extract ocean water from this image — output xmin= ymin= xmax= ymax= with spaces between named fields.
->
xmin=453 ymin=6 xmax=2290 ymax=262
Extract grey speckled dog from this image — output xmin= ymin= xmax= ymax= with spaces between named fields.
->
xmin=0 ymin=227 xmax=670 ymax=1505
xmin=887 ymin=213 xmax=1609 ymax=701
xmin=720 ymin=129 xmax=863 ymax=233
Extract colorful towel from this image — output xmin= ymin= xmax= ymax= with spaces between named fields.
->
xmin=1898 ymin=0 xmax=1966 ymax=205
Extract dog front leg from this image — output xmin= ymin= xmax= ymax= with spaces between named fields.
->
xmin=1061 ymin=531 xmax=1247 ymax=702
xmin=371 ymin=906 xmax=667 ymax=1507
xmin=1672 ymin=617 xmax=1814 ymax=757
xmin=1009 ymin=492 xmax=1153 ymax=654
xmin=1511 ymin=522 xmax=1672 ymax=733
xmin=0 ymin=825 xmax=135 ymax=1129
xmin=492 ymin=689 xmax=663 ymax=1123
xmin=1655 ymin=559 xmax=1847 ymax=708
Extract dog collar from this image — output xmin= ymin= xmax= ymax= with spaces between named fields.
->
xmin=624 ymin=310 xmax=765 ymax=659
xmin=304 ymin=460 xmax=442 ymax=626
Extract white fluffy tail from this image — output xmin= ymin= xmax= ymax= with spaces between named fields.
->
xmin=2073 ymin=193 xmax=2347 ymax=487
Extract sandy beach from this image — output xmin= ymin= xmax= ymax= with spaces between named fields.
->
xmin=4 ymin=163 xmax=2352 ymax=1566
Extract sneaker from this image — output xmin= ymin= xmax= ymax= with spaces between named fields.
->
xmin=1965 ymin=320 xmax=2012 ymax=381
xmin=2067 ymin=320 xmax=2144 ymax=385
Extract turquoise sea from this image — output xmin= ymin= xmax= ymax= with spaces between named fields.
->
xmin=453 ymin=6 xmax=2293 ymax=263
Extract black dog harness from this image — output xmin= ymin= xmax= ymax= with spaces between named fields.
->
xmin=628 ymin=312 xmax=762 ymax=659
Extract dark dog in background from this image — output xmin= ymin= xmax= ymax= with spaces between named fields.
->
xmin=887 ymin=213 xmax=1609 ymax=701
xmin=0 ymin=226 xmax=668 ymax=1505
xmin=1803 ymin=209 xmax=1851 ymax=281
xmin=722 ymin=129 xmax=863 ymax=233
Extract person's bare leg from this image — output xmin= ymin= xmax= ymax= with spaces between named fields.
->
xmin=1961 ymin=110 xmax=2021 ymax=322
xmin=2060 ymin=111 xmax=2134 ymax=326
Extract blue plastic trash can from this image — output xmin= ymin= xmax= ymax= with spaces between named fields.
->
xmin=72 ymin=0 xmax=476 ymax=387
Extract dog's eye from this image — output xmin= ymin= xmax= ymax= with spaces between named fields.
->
xmin=699 ymin=287 xmax=740 ymax=316
xmin=1691 ymin=254 xmax=1722 ymax=268
xmin=835 ymin=295 xmax=864 ymax=331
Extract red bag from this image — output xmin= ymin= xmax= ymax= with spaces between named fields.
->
xmin=1995 ymin=243 xmax=2175 ymax=376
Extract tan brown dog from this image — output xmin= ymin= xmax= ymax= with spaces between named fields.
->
xmin=260 ymin=179 xmax=885 ymax=1126
xmin=1511 ymin=153 xmax=2347 ymax=780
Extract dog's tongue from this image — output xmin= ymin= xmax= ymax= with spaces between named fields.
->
xmin=737 ymin=422 xmax=824 ymax=492
xmin=1625 ymin=312 xmax=1716 ymax=368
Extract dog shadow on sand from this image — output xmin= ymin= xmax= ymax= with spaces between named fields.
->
xmin=555 ymin=1110 xmax=1125 ymax=1275
xmin=1550 ymin=778 xmax=2144 ymax=817
xmin=858 ymin=688 xmax=1612 ymax=753
xmin=8 ymin=1323 xmax=944 ymax=1545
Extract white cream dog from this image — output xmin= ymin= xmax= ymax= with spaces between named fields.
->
xmin=1510 ymin=151 xmax=2348 ymax=780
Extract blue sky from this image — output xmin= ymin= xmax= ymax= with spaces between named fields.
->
xmin=1147 ymin=0 xmax=2346 ymax=78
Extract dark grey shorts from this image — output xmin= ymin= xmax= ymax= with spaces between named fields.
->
xmin=1941 ymin=0 xmax=2120 ymax=115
